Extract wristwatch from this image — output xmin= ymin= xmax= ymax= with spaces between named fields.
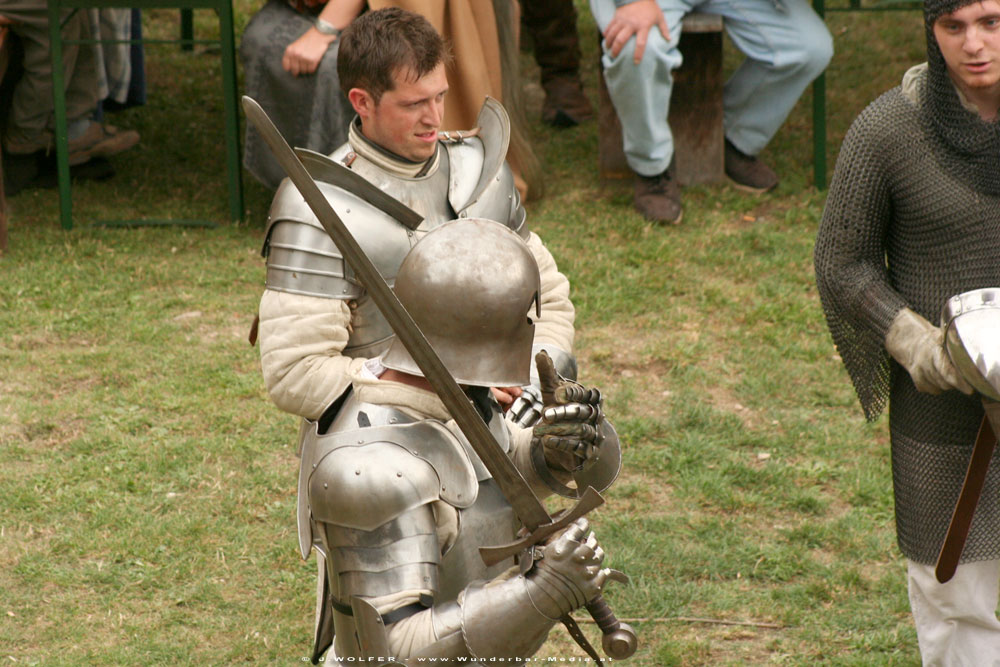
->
xmin=314 ymin=18 xmax=340 ymax=36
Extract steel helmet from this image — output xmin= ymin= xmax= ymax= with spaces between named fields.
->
xmin=380 ymin=218 xmax=540 ymax=387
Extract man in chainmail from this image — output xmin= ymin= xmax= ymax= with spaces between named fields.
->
xmin=814 ymin=0 xmax=1000 ymax=661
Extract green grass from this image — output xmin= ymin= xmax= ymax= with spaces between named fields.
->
xmin=1 ymin=4 xmax=926 ymax=665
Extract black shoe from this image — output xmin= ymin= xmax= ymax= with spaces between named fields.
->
xmin=2 ymin=150 xmax=115 ymax=195
xmin=541 ymin=76 xmax=594 ymax=128
xmin=724 ymin=139 xmax=778 ymax=194
xmin=2 ymin=151 xmax=41 ymax=196
xmin=634 ymin=168 xmax=682 ymax=225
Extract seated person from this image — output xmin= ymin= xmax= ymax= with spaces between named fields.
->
xmin=589 ymin=0 xmax=832 ymax=224
xmin=240 ymin=0 xmax=364 ymax=189
xmin=1 ymin=2 xmax=139 ymax=191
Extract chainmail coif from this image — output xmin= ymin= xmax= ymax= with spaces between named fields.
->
xmin=922 ymin=0 xmax=1000 ymax=196
xmin=814 ymin=0 xmax=1000 ymax=563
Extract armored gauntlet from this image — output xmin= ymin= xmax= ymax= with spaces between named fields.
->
xmin=524 ymin=518 xmax=609 ymax=619
xmin=531 ymin=350 xmax=605 ymax=473
xmin=508 ymin=346 xmax=578 ymax=427
xmin=452 ymin=518 xmax=611 ymax=659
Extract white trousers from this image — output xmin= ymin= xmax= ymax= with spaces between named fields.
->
xmin=907 ymin=559 xmax=1000 ymax=666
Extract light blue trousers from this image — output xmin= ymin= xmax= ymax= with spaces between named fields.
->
xmin=589 ymin=0 xmax=833 ymax=177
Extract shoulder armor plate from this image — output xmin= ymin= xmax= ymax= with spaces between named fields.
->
xmin=262 ymin=178 xmax=416 ymax=299
xmin=444 ymin=98 xmax=527 ymax=238
xmin=329 ymin=142 xmax=455 ymax=226
xmin=306 ymin=420 xmax=478 ymax=532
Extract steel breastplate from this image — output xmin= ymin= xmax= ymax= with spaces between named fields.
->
xmin=265 ymin=108 xmax=527 ymax=360
xmin=331 ymin=143 xmax=457 ymax=227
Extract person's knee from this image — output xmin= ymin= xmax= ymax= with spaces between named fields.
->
xmin=803 ymin=25 xmax=834 ymax=74
xmin=782 ymin=20 xmax=833 ymax=76
xmin=603 ymin=28 xmax=678 ymax=78
xmin=240 ymin=22 xmax=268 ymax=57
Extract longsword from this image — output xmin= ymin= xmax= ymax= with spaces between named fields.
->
xmin=243 ymin=96 xmax=637 ymax=661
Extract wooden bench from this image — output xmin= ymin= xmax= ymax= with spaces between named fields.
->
xmin=598 ymin=12 xmax=724 ymax=186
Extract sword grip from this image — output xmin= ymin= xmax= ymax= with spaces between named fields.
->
xmin=585 ymin=595 xmax=637 ymax=659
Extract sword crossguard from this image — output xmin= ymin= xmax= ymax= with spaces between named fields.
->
xmin=478 ymin=486 xmax=605 ymax=567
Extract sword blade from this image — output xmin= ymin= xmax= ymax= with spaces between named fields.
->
xmin=242 ymin=96 xmax=551 ymax=530
xmin=294 ymin=147 xmax=424 ymax=231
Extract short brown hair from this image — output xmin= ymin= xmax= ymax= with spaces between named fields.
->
xmin=338 ymin=8 xmax=450 ymax=103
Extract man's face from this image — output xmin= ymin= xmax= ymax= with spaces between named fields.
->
xmin=354 ymin=63 xmax=448 ymax=162
xmin=933 ymin=1 xmax=1000 ymax=97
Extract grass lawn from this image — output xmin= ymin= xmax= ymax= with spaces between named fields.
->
xmin=1 ymin=3 xmax=928 ymax=665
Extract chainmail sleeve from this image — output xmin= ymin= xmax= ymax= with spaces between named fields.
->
xmin=814 ymin=90 xmax=910 ymax=421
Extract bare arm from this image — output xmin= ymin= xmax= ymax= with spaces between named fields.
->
xmin=282 ymin=0 xmax=366 ymax=76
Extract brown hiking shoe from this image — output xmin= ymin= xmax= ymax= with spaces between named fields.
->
xmin=724 ymin=139 xmax=778 ymax=194
xmin=68 ymin=122 xmax=140 ymax=166
xmin=541 ymin=76 xmax=594 ymax=128
xmin=634 ymin=168 xmax=682 ymax=225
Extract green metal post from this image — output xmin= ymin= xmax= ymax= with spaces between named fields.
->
xmin=813 ymin=0 xmax=827 ymax=189
xmin=181 ymin=8 xmax=193 ymax=50
xmin=218 ymin=0 xmax=244 ymax=222
xmin=48 ymin=3 xmax=74 ymax=229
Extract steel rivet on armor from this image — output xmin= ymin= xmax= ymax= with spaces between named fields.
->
xmin=355 ymin=470 xmax=361 ymax=475
xmin=346 ymin=208 xmax=351 ymax=214
xmin=323 ymin=483 xmax=328 ymax=488
xmin=396 ymin=472 xmax=402 ymax=477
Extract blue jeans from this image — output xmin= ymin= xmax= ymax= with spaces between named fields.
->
xmin=589 ymin=0 xmax=833 ymax=177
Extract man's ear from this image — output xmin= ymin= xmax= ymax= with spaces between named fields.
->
xmin=348 ymin=88 xmax=375 ymax=120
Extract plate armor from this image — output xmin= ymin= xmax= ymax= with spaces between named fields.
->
xmin=298 ymin=391 xmax=553 ymax=664
xmin=261 ymin=97 xmax=527 ymax=361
